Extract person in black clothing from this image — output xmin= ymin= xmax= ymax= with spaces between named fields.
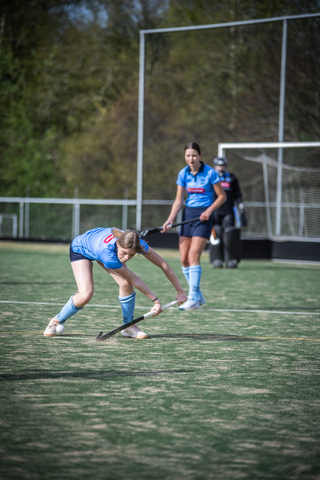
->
xmin=209 ymin=156 xmax=246 ymax=268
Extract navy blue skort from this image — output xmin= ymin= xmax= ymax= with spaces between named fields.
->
xmin=69 ymin=246 xmax=91 ymax=262
xmin=179 ymin=207 xmax=212 ymax=239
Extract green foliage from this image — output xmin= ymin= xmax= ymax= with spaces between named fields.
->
xmin=0 ymin=0 xmax=319 ymax=200
xmin=0 ymin=49 xmax=63 ymax=196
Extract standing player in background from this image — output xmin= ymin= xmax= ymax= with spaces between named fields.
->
xmin=162 ymin=142 xmax=226 ymax=311
xmin=44 ymin=228 xmax=187 ymax=339
xmin=210 ymin=156 xmax=247 ymax=268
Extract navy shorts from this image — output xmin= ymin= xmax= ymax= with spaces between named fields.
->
xmin=180 ymin=207 xmax=212 ymax=239
xmin=69 ymin=246 xmax=91 ymax=262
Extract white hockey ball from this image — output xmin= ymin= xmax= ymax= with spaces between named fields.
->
xmin=56 ymin=324 xmax=65 ymax=335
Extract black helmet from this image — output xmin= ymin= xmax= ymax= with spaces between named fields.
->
xmin=213 ymin=156 xmax=228 ymax=167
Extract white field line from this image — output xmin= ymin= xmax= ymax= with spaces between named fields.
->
xmin=0 ymin=300 xmax=319 ymax=316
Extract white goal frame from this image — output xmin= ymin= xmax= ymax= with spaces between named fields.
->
xmin=218 ymin=141 xmax=320 ymax=236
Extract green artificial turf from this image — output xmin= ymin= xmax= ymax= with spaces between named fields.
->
xmin=0 ymin=243 xmax=319 ymax=480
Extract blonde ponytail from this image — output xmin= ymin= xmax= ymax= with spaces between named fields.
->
xmin=112 ymin=229 xmax=147 ymax=254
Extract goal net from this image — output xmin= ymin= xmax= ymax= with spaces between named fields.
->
xmin=218 ymin=142 xmax=320 ymax=240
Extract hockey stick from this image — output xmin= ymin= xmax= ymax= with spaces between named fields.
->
xmin=139 ymin=217 xmax=200 ymax=237
xmin=210 ymin=227 xmax=221 ymax=245
xmin=96 ymin=300 xmax=178 ymax=342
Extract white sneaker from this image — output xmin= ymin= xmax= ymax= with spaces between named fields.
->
xmin=121 ymin=325 xmax=148 ymax=339
xmin=44 ymin=318 xmax=60 ymax=337
xmin=179 ymin=297 xmax=200 ymax=311
xmin=199 ymin=294 xmax=206 ymax=306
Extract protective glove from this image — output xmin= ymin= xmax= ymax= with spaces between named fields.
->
xmin=238 ymin=202 xmax=245 ymax=212
xmin=238 ymin=202 xmax=247 ymax=226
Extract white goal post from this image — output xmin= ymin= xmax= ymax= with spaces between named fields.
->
xmin=218 ymin=142 xmax=320 ymax=157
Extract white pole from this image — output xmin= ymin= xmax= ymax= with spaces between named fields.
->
xmin=122 ymin=188 xmax=128 ymax=230
xmin=25 ymin=188 xmax=30 ymax=238
xmin=136 ymin=31 xmax=145 ymax=231
xmin=262 ymin=160 xmax=272 ymax=236
xmin=19 ymin=201 xmax=24 ymax=238
xmin=276 ymin=19 xmax=287 ymax=236
xmin=72 ymin=187 xmax=80 ymax=238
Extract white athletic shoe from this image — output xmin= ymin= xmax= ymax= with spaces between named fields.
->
xmin=199 ymin=294 xmax=206 ymax=306
xmin=44 ymin=318 xmax=60 ymax=337
xmin=179 ymin=297 xmax=201 ymax=311
xmin=121 ymin=325 xmax=148 ymax=339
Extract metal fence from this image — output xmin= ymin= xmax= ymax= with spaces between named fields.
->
xmin=0 ymin=197 xmax=176 ymax=241
xmin=0 ymin=193 xmax=319 ymax=242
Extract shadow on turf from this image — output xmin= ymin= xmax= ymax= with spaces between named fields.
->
xmin=150 ymin=333 xmax=265 ymax=342
xmin=43 ymin=333 xmax=265 ymax=342
xmin=0 ymin=369 xmax=194 ymax=382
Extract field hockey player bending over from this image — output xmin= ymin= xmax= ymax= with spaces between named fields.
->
xmin=44 ymin=228 xmax=188 ymax=339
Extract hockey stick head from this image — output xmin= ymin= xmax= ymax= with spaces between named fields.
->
xmin=139 ymin=227 xmax=162 ymax=238
xmin=210 ymin=228 xmax=221 ymax=245
xmin=96 ymin=330 xmax=114 ymax=341
xmin=96 ymin=331 xmax=103 ymax=340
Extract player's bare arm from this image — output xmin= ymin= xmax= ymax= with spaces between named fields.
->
xmin=200 ymin=182 xmax=226 ymax=220
xmin=162 ymin=185 xmax=185 ymax=231
xmin=144 ymin=248 xmax=187 ymax=305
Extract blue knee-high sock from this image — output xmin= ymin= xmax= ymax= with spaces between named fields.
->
xmin=119 ymin=292 xmax=136 ymax=325
xmin=189 ymin=265 xmax=202 ymax=301
xmin=56 ymin=296 xmax=82 ymax=324
xmin=182 ymin=266 xmax=190 ymax=285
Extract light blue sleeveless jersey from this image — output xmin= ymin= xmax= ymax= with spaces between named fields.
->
xmin=71 ymin=228 xmax=149 ymax=269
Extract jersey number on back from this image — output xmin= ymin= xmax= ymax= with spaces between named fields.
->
xmin=103 ymin=234 xmax=114 ymax=244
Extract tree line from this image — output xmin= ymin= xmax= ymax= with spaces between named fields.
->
xmin=0 ymin=0 xmax=319 ymax=200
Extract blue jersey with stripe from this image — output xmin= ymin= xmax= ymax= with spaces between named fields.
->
xmin=71 ymin=227 xmax=149 ymax=269
xmin=176 ymin=162 xmax=220 ymax=207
